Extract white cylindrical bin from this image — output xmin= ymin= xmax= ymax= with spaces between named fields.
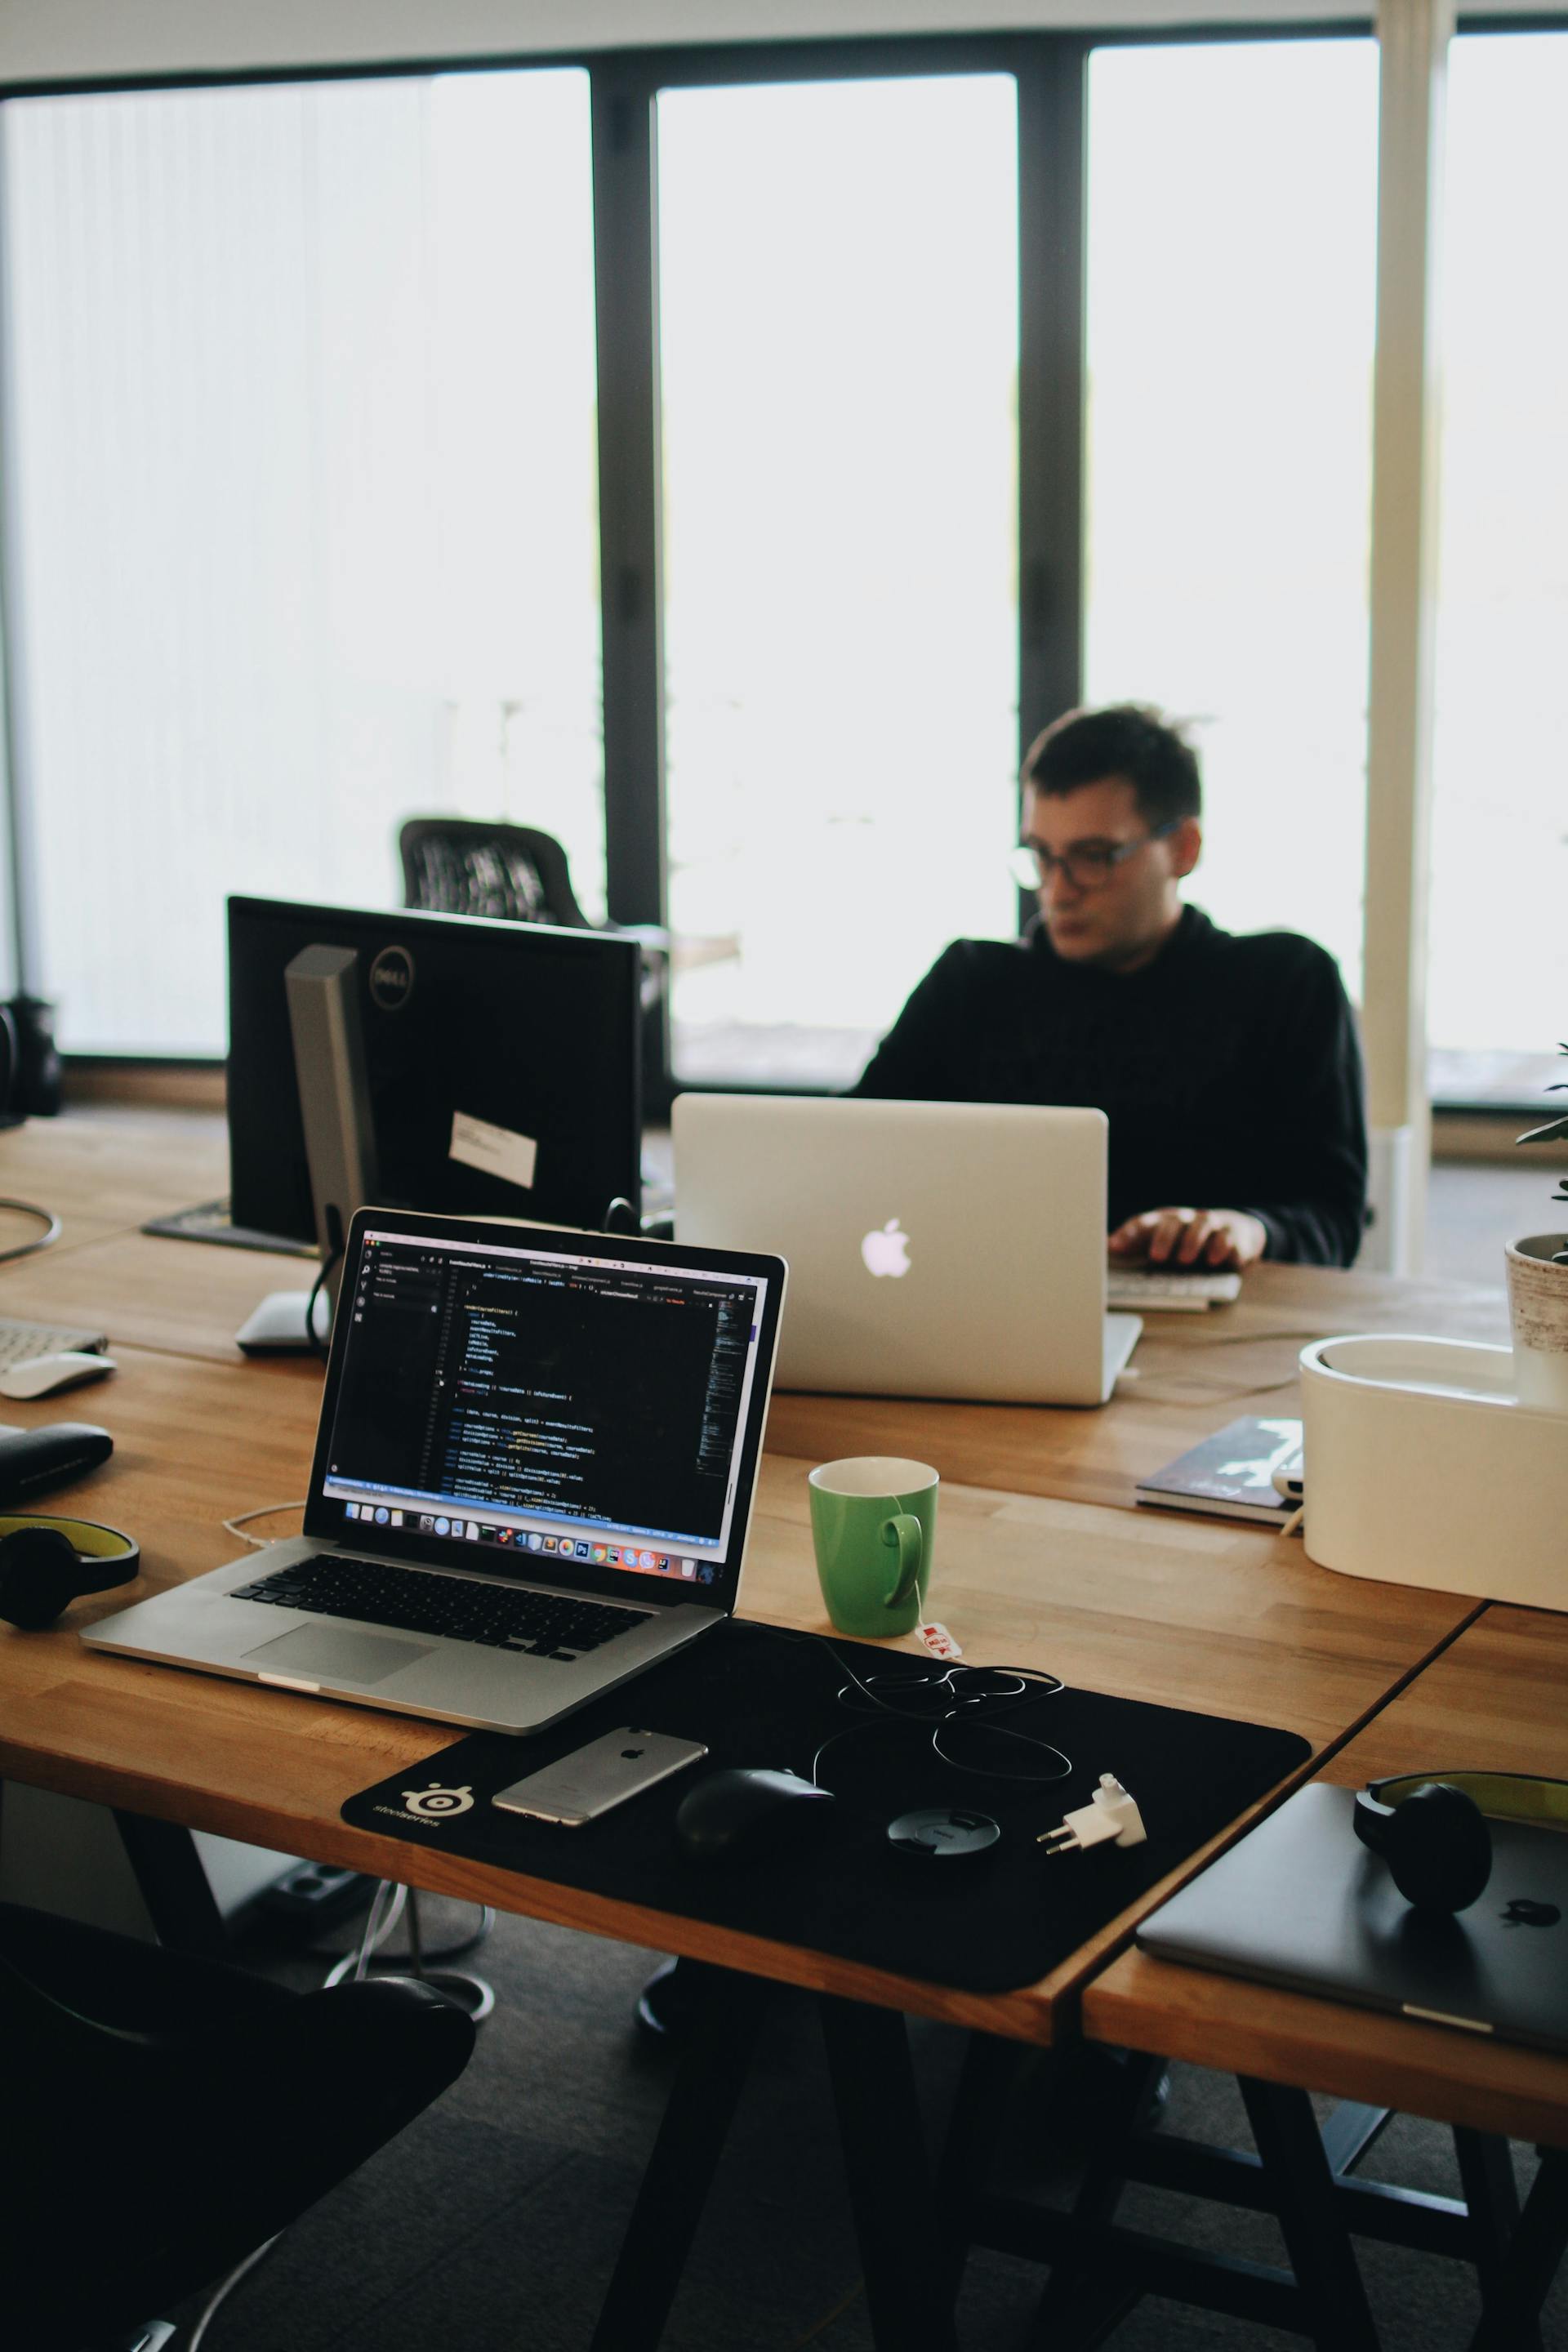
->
xmin=1299 ymin=1334 xmax=1568 ymax=1612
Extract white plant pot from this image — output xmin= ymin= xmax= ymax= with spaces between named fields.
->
xmin=1505 ymin=1233 xmax=1568 ymax=1416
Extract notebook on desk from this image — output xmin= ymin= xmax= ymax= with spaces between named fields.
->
xmin=673 ymin=1094 xmax=1140 ymax=1406
xmin=85 ymin=1206 xmax=786 ymax=1735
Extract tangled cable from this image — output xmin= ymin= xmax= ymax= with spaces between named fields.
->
xmin=724 ymin=1625 xmax=1078 ymax=1793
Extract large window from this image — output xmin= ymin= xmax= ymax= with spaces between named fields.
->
xmin=2 ymin=68 xmax=600 ymax=1053
xmin=1083 ymin=39 xmax=1379 ymax=1000
xmin=2 ymin=25 xmax=1499 ymax=1116
xmin=1429 ymin=32 xmax=1568 ymax=1094
xmin=656 ymin=71 xmax=1019 ymax=1089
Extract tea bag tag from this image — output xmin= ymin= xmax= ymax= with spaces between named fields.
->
xmin=918 ymin=1619 xmax=962 ymax=1659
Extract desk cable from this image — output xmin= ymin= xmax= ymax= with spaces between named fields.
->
xmin=305 ymin=1245 xmax=341 ymax=1360
xmin=222 ymin=1499 xmax=308 ymax=1548
xmin=746 ymin=1624 xmax=1074 ymax=1792
xmin=0 ymin=1197 xmax=60 ymax=1262
xmin=185 ymin=2233 xmax=283 ymax=2352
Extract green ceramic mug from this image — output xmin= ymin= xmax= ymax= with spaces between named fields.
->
xmin=807 ymin=1456 xmax=939 ymax=1639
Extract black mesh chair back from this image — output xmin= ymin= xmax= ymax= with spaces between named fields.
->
xmin=399 ymin=817 xmax=591 ymax=929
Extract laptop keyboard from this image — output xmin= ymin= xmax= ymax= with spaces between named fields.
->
xmin=231 ymin=1556 xmax=653 ymax=1660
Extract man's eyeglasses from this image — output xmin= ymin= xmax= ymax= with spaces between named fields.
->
xmin=1009 ymin=819 xmax=1180 ymax=894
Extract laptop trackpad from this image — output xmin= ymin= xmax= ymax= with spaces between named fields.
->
xmin=243 ymin=1625 xmax=435 ymax=1685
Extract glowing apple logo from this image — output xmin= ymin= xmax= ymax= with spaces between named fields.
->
xmin=861 ymin=1218 xmax=911 ymax=1278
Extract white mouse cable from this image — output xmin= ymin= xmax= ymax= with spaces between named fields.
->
xmin=0 ymin=1200 xmax=61 ymax=1263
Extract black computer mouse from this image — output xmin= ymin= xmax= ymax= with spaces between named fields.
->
xmin=675 ymin=1766 xmax=836 ymax=1864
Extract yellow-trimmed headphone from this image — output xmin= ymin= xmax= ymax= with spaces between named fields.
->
xmin=1353 ymin=1771 xmax=1568 ymax=1914
xmin=0 ymin=1514 xmax=140 ymax=1630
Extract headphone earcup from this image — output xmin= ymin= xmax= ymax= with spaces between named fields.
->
xmin=1381 ymin=1780 xmax=1493 ymax=1913
xmin=0 ymin=1524 xmax=92 ymax=1630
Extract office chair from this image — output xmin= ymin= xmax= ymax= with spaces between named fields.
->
xmin=0 ymin=1899 xmax=475 ymax=2350
xmin=399 ymin=816 xmax=595 ymax=930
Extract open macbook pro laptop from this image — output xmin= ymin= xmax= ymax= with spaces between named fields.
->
xmin=674 ymin=1096 xmax=1139 ymax=1407
xmin=86 ymin=1208 xmax=786 ymax=1735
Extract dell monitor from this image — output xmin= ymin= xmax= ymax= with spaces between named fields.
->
xmin=226 ymin=896 xmax=642 ymax=1244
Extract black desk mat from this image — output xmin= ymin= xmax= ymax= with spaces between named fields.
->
xmin=342 ymin=1620 xmax=1311 ymax=1996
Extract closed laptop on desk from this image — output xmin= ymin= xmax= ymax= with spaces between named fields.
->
xmin=674 ymin=1095 xmax=1139 ymax=1407
xmin=85 ymin=1208 xmax=786 ymax=1735
xmin=1138 ymin=1784 xmax=1568 ymax=2056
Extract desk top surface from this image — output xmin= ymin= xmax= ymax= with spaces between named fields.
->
xmin=0 ymin=1104 xmax=1538 ymax=2051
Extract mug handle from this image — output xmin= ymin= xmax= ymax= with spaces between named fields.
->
xmin=880 ymin=1512 xmax=924 ymax=1611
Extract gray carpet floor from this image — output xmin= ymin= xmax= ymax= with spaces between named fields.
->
xmin=180 ymin=1891 xmax=1565 ymax=2352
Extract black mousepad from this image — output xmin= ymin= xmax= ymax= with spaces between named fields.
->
xmin=341 ymin=1619 xmax=1311 ymax=1995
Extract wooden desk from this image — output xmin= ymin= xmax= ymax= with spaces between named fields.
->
xmin=0 ymin=1101 xmax=1512 ymax=2044
xmin=2 ymin=1103 xmax=1551 ymax=2345
xmin=0 ymin=1104 xmax=230 ymax=1256
xmin=745 ymin=1260 xmax=1508 ymax=1508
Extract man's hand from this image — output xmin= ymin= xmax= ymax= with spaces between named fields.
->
xmin=1107 ymin=1207 xmax=1268 ymax=1272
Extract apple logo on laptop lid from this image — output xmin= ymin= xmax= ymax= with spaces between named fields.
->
xmin=861 ymin=1218 xmax=911 ymax=1278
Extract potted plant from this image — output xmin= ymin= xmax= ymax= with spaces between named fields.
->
xmin=1506 ymin=1041 xmax=1568 ymax=1412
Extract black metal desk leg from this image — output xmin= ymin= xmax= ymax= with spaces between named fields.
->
xmin=590 ymin=1964 xmax=771 ymax=2352
xmin=1454 ymin=2127 xmax=1541 ymax=2352
xmin=113 ymin=1811 xmax=227 ymax=1958
xmin=1027 ymin=2048 xmax=1167 ymax=2350
xmin=817 ymin=1994 xmax=959 ymax=2352
xmin=1469 ymin=2149 xmax=1568 ymax=2352
xmin=931 ymin=2031 xmax=1031 ymax=2313
xmin=1239 ymin=2077 xmax=1380 ymax=2352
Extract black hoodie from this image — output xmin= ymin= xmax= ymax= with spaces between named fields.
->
xmin=851 ymin=905 xmax=1368 ymax=1266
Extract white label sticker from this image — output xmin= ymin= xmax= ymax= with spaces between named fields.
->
xmin=449 ymin=1110 xmax=538 ymax=1193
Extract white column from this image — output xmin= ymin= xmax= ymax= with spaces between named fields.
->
xmin=1361 ymin=0 xmax=1453 ymax=1273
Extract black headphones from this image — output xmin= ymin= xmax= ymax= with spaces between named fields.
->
xmin=1353 ymin=1771 xmax=1568 ymax=1914
xmin=0 ymin=1513 xmax=140 ymax=1630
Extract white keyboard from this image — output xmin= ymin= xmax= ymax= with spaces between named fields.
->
xmin=0 ymin=1314 xmax=109 ymax=1368
xmin=1106 ymin=1269 xmax=1242 ymax=1312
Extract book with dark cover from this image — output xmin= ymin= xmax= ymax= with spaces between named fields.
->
xmin=1136 ymin=1415 xmax=1302 ymax=1524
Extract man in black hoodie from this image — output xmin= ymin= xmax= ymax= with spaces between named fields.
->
xmin=853 ymin=703 xmax=1367 ymax=1268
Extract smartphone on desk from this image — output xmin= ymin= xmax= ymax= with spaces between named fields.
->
xmin=492 ymin=1728 xmax=708 ymax=1826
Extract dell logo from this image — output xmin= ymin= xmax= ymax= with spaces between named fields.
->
xmin=861 ymin=1218 xmax=911 ymax=1279
xmin=369 ymin=945 xmax=416 ymax=1012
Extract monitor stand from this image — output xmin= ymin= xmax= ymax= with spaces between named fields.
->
xmin=235 ymin=943 xmax=377 ymax=1357
xmin=236 ymin=1284 xmax=332 ymax=1355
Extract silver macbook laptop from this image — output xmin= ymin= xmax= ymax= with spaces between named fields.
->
xmin=1138 ymin=1784 xmax=1568 ymax=2056
xmin=85 ymin=1207 xmax=786 ymax=1735
xmin=674 ymin=1095 xmax=1139 ymax=1407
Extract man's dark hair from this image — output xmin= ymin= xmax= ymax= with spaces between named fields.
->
xmin=1022 ymin=704 xmax=1201 ymax=828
